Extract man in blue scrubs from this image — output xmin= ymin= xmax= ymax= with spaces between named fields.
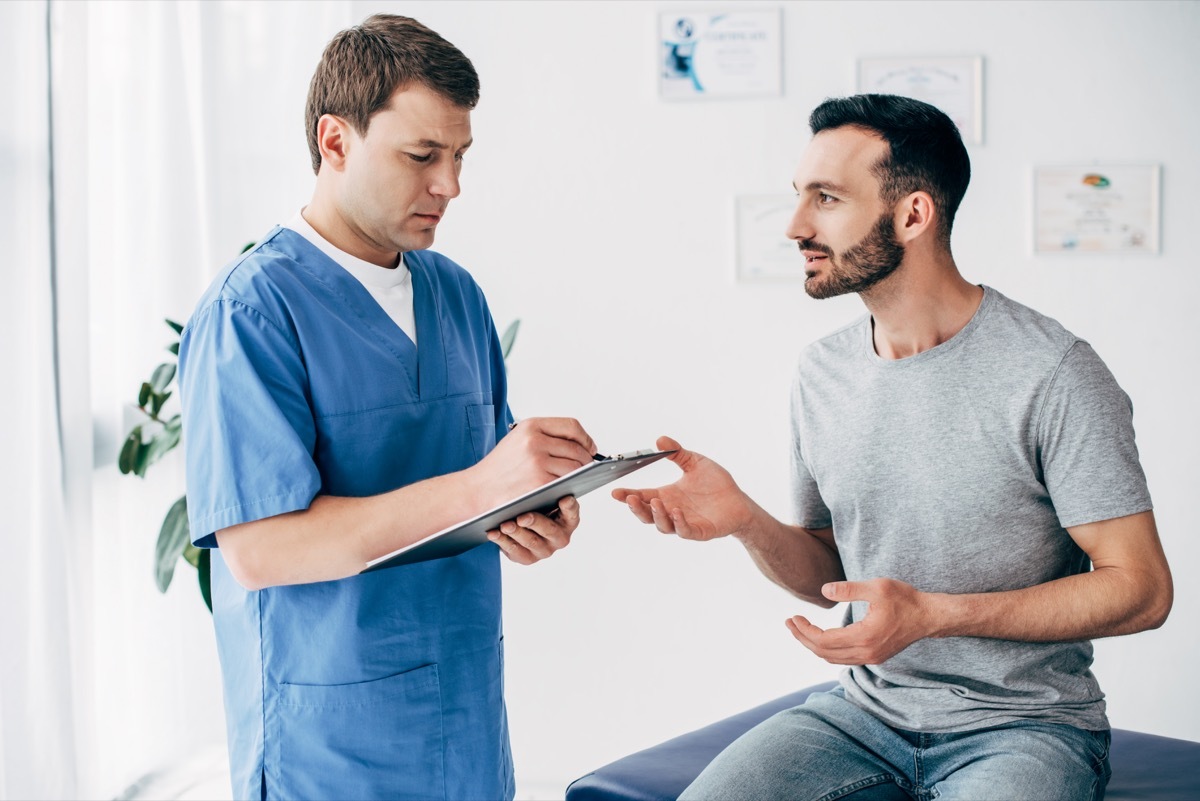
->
xmin=178 ymin=15 xmax=595 ymax=800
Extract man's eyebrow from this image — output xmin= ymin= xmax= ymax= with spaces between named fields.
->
xmin=794 ymin=180 xmax=851 ymax=195
xmin=409 ymin=138 xmax=473 ymax=150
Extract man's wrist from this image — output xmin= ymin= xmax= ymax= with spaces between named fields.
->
xmin=457 ymin=462 xmax=494 ymax=517
xmin=730 ymin=496 xmax=766 ymax=543
xmin=924 ymin=591 xmax=972 ymax=639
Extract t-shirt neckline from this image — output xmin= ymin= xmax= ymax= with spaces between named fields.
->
xmin=862 ymin=285 xmax=993 ymax=369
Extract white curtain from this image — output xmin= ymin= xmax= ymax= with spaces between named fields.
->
xmin=1 ymin=1 xmax=352 ymax=797
xmin=0 ymin=1 xmax=79 ymax=798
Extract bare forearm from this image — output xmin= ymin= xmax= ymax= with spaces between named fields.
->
xmin=794 ymin=512 xmax=1174 ymax=666
xmin=930 ymin=512 xmax=1172 ymax=643
xmin=216 ymin=468 xmax=491 ymax=590
xmin=214 ymin=416 xmax=599 ymax=589
xmin=929 ymin=565 xmax=1172 ymax=643
xmin=734 ymin=505 xmax=844 ymax=607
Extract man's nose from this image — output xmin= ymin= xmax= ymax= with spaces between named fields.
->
xmin=785 ymin=199 xmax=812 ymax=241
xmin=430 ymin=161 xmax=461 ymax=199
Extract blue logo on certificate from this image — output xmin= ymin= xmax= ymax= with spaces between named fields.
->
xmin=658 ymin=10 xmax=782 ymax=100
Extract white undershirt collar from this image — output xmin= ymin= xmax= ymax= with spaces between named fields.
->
xmin=283 ymin=209 xmax=417 ymax=345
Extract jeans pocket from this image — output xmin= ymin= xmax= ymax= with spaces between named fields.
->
xmin=1087 ymin=729 xmax=1112 ymax=778
xmin=275 ymin=664 xmax=445 ymax=800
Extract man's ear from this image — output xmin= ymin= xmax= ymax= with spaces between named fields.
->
xmin=316 ymin=114 xmax=352 ymax=171
xmin=893 ymin=191 xmax=936 ymax=244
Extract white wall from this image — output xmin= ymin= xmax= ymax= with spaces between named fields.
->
xmin=340 ymin=0 xmax=1200 ymax=792
xmin=76 ymin=0 xmax=1200 ymax=797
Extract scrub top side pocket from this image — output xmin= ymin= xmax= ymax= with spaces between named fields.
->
xmin=272 ymin=663 xmax=445 ymax=801
xmin=466 ymin=403 xmax=497 ymax=463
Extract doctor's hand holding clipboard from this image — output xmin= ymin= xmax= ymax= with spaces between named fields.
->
xmin=473 ymin=417 xmax=598 ymax=565
xmin=214 ymin=416 xmax=598 ymax=589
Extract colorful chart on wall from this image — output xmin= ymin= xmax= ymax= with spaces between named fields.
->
xmin=1033 ymin=164 xmax=1161 ymax=254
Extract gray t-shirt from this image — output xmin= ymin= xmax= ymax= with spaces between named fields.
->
xmin=790 ymin=285 xmax=1152 ymax=733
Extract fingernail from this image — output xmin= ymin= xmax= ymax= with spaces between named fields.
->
xmin=519 ymin=515 xmax=533 ymax=526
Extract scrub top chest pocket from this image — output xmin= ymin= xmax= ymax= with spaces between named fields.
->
xmin=466 ymin=403 xmax=497 ymax=462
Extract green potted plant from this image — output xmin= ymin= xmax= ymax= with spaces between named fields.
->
xmin=118 ymin=317 xmax=210 ymax=610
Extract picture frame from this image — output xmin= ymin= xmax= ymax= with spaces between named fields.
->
xmin=1032 ymin=164 xmax=1162 ymax=254
xmin=735 ymin=194 xmax=802 ymax=282
xmin=857 ymin=55 xmax=984 ymax=145
xmin=659 ymin=9 xmax=783 ymax=101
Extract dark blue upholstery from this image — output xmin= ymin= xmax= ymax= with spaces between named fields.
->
xmin=565 ymin=682 xmax=1200 ymax=801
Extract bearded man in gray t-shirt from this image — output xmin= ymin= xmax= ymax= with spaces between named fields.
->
xmin=614 ymin=94 xmax=1172 ymax=800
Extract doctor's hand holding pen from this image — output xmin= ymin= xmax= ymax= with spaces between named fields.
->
xmin=470 ymin=417 xmax=598 ymax=566
xmin=611 ymin=436 xmax=762 ymax=541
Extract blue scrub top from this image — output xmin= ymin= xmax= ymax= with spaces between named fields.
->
xmin=178 ymin=227 xmax=516 ymax=801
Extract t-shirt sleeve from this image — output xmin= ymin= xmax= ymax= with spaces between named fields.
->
xmin=1037 ymin=340 xmax=1153 ymax=529
xmin=179 ymin=298 xmax=321 ymax=548
xmin=790 ymin=369 xmax=833 ymax=530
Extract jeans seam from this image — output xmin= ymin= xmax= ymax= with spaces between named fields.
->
xmin=1091 ymin=731 xmax=1112 ymax=776
xmin=816 ymin=773 xmax=896 ymax=801
xmin=913 ymin=733 xmax=927 ymax=789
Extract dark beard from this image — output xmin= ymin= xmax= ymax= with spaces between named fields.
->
xmin=803 ymin=213 xmax=906 ymax=300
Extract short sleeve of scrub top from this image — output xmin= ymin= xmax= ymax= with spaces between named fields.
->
xmin=180 ymin=298 xmax=321 ymax=548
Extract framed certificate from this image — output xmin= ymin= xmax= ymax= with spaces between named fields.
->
xmin=857 ymin=56 xmax=984 ymax=145
xmin=659 ymin=9 xmax=783 ymax=100
xmin=735 ymin=194 xmax=802 ymax=281
xmin=1033 ymin=164 xmax=1161 ymax=254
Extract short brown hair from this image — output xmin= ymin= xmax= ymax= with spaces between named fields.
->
xmin=304 ymin=14 xmax=480 ymax=174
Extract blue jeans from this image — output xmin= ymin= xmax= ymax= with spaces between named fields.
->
xmin=679 ymin=688 xmax=1111 ymax=801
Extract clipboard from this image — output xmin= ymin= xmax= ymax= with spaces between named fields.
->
xmin=362 ymin=448 xmax=677 ymax=572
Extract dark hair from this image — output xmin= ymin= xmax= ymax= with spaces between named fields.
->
xmin=305 ymin=14 xmax=480 ymax=174
xmin=809 ymin=94 xmax=970 ymax=246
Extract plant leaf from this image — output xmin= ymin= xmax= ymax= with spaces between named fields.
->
xmin=150 ymin=390 xmax=171 ymax=417
xmin=198 ymin=548 xmax=213 ymax=613
xmin=118 ymin=429 xmax=142 ymax=474
xmin=133 ymin=436 xmax=154 ymax=477
xmin=154 ymin=496 xmax=190 ymax=593
xmin=155 ymin=418 xmax=182 ymax=452
xmin=240 ymin=240 xmax=256 ymax=254
xmin=167 ymin=342 xmax=179 ymax=356
xmin=150 ymin=363 xmax=176 ymax=394
xmin=165 ymin=318 xmax=184 ymax=335
xmin=140 ymin=437 xmax=162 ymax=473
xmin=140 ymin=423 xmax=182 ymax=474
xmin=138 ymin=382 xmax=152 ymax=408
xmin=182 ymin=542 xmax=202 ymax=569
xmin=500 ymin=319 xmax=520 ymax=361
